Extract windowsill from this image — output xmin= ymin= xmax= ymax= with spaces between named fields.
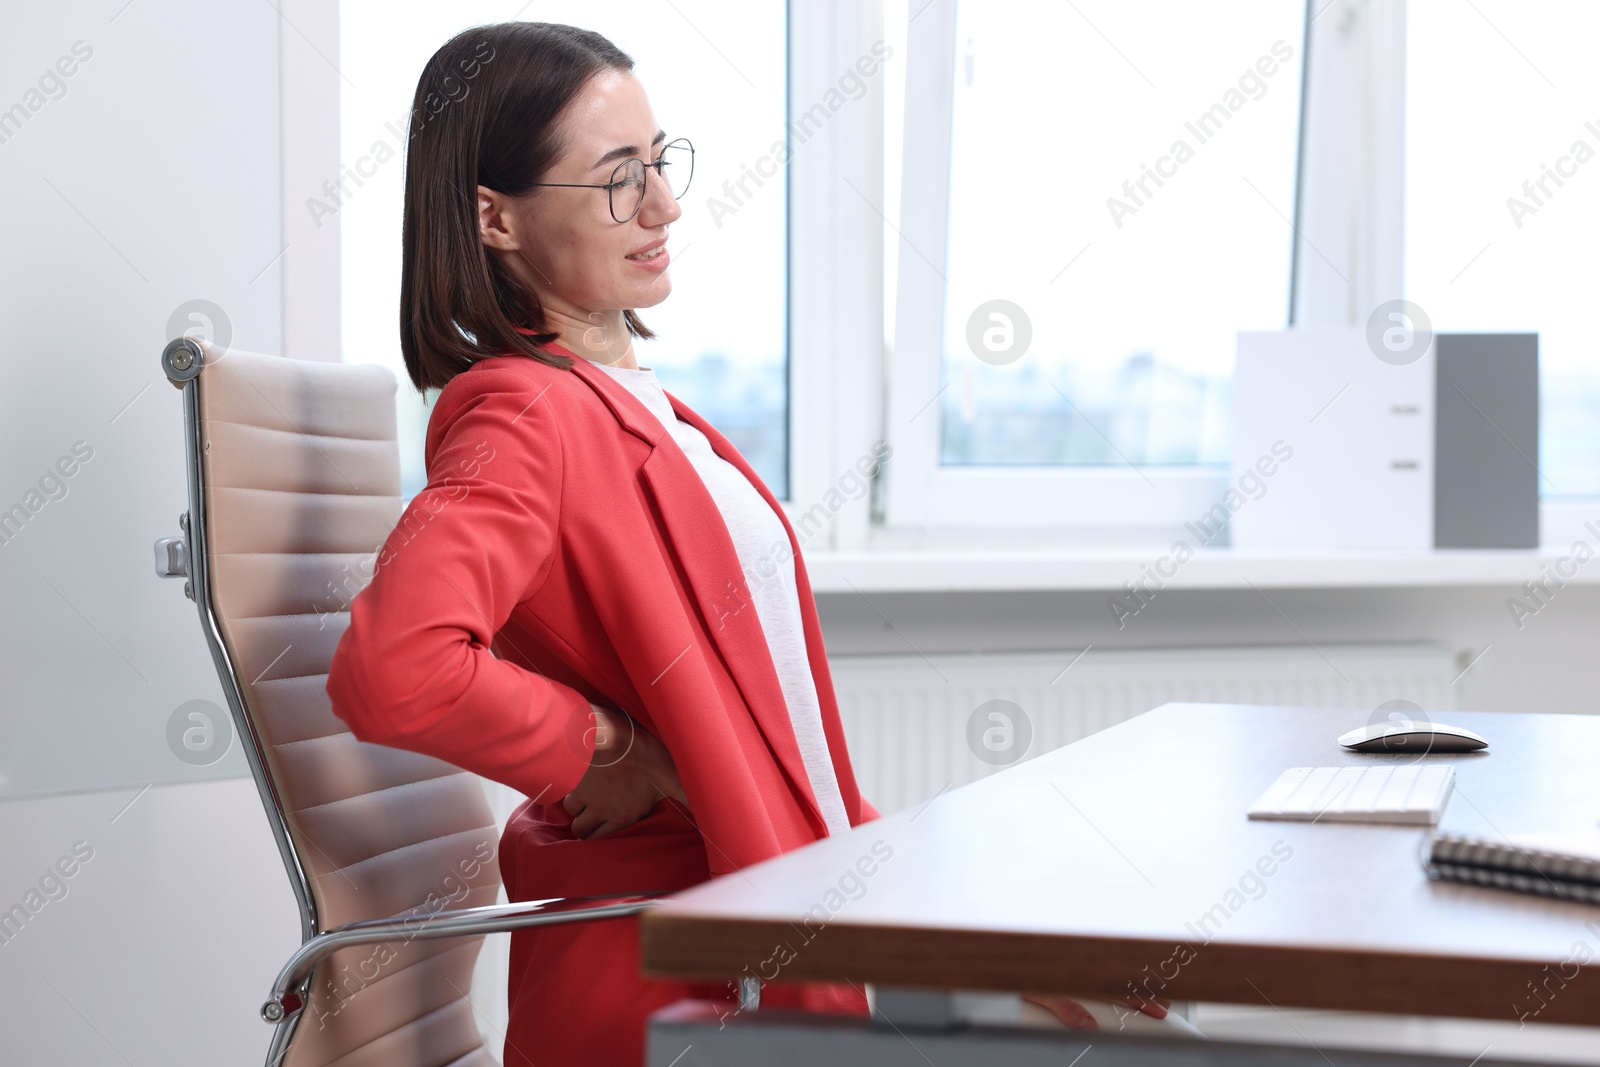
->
xmin=804 ymin=544 xmax=1578 ymax=594
xmin=803 ymin=501 xmax=1600 ymax=593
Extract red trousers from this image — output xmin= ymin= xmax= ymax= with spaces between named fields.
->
xmin=498 ymin=798 xmax=867 ymax=1066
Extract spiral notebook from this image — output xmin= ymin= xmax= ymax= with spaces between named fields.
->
xmin=1425 ymin=831 xmax=1600 ymax=905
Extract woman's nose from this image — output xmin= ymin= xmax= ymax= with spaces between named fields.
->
xmin=639 ymin=170 xmax=683 ymax=226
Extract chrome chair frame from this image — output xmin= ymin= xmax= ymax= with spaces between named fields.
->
xmin=155 ymin=337 xmax=661 ymax=1066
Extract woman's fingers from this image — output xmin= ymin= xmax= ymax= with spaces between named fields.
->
xmin=1122 ymin=995 xmax=1168 ymax=1019
xmin=1057 ymin=1000 xmax=1097 ymax=1029
xmin=570 ymin=807 xmax=602 ymax=839
xmin=658 ymin=779 xmax=688 ymax=807
xmin=562 ymin=792 xmax=584 ymax=817
xmin=1021 ymin=992 xmax=1097 ymax=1030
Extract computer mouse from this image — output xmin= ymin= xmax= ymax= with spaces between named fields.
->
xmin=1337 ymin=721 xmax=1488 ymax=753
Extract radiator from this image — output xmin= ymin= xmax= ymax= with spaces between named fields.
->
xmin=831 ymin=643 xmax=1459 ymax=817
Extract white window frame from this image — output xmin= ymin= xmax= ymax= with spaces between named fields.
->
xmin=872 ymin=0 xmax=1587 ymax=544
xmin=881 ymin=0 xmax=1250 ymax=533
xmin=1293 ymin=0 xmax=1587 ymax=543
xmin=784 ymin=0 xmax=890 ymax=549
xmin=1292 ymin=0 xmax=1405 ymax=327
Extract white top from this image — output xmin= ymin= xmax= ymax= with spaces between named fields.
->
xmin=593 ymin=361 xmax=852 ymax=836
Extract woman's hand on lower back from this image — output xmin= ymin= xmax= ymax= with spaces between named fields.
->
xmin=561 ymin=705 xmax=688 ymax=839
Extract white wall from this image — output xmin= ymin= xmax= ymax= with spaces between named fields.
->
xmin=0 ymin=779 xmax=298 ymax=1065
xmin=0 ymin=3 xmax=333 ymax=1064
xmin=0 ymin=0 xmax=282 ymax=800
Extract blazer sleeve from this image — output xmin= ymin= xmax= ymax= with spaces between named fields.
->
xmin=326 ymin=364 xmax=595 ymax=801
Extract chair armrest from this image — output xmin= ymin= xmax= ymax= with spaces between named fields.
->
xmin=263 ymin=892 xmax=660 ymax=1023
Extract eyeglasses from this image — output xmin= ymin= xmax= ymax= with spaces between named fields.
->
xmin=525 ymin=137 xmax=694 ymax=223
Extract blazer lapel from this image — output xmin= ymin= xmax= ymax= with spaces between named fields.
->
xmin=556 ymin=349 xmax=828 ymax=834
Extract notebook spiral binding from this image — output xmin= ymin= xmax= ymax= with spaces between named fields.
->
xmin=1425 ymin=832 xmax=1600 ymax=905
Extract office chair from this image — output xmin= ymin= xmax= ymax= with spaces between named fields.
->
xmin=153 ymin=337 xmax=658 ymax=1067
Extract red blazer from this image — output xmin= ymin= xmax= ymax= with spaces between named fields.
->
xmin=326 ymin=339 xmax=875 ymax=1062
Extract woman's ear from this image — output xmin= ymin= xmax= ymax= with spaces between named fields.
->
xmin=476 ymin=185 xmax=518 ymax=251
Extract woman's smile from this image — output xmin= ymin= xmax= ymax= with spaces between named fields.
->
xmin=624 ymin=239 xmax=670 ymax=272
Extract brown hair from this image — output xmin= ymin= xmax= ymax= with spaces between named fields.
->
xmin=399 ymin=22 xmax=656 ymax=392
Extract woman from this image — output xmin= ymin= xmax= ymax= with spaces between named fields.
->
xmin=326 ymin=20 xmax=1177 ymax=1065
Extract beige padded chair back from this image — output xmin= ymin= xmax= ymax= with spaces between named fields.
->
xmin=192 ymin=342 xmax=502 ymax=1067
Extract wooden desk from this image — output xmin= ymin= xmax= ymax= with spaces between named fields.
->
xmin=641 ymin=703 xmax=1600 ymax=1026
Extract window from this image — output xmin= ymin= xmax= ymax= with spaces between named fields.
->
xmin=340 ymin=0 xmax=790 ymax=500
xmin=885 ymin=0 xmax=1306 ymax=530
xmin=1406 ymin=0 xmax=1600 ymax=498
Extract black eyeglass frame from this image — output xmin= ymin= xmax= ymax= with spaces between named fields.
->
xmin=523 ymin=137 xmax=694 ymax=223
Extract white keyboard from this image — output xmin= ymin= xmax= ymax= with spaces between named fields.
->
xmin=1247 ymin=765 xmax=1455 ymax=825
